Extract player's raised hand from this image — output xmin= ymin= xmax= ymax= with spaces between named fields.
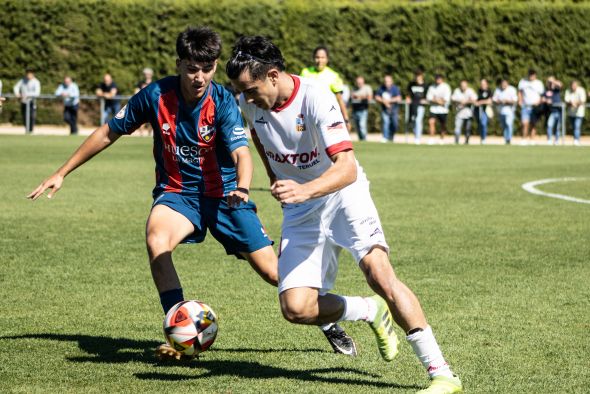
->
xmin=27 ymin=173 xmax=64 ymax=200
xmin=271 ymin=179 xmax=310 ymax=204
xmin=227 ymin=187 xmax=249 ymax=207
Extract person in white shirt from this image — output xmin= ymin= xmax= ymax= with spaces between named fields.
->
xmin=564 ymin=80 xmax=586 ymax=146
xmin=54 ymin=76 xmax=80 ymax=135
xmin=517 ymin=69 xmax=544 ymax=145
xmin=13 ymin=69 xmax=41 ymax=133
xmin=426 ymin=74 xmax=451 ymax=144
xmin=226 ymin=35 xmax=462 ymax=394
xmin=493 ymin=78 xmax=518 ymax=144
xmin=451 ymin=80 xmax=477 ymax=144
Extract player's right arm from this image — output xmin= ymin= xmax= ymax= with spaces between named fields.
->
xmin=27 ymin=124 xmax=121 ymax=200
xmin=251 ymin=129 xmax=276 ymax=186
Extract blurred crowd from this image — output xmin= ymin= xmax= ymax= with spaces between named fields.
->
xmin=1 ymin=54 xmax=587 ymax=146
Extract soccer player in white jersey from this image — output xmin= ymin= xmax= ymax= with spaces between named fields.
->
xmin=226 ymin=36 xmax=462 ymax=394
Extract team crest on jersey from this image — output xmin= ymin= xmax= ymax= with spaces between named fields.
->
xmin=295 ymin=114 xmax=306 ymax=132
xmin=115 ymin=105 xmax=127 ymax=119
xmin=199 ymin=125 xmax=215 ymax=142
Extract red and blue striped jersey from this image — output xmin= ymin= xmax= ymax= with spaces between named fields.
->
xmin=108 ymin=76 xmax=248 ymax=198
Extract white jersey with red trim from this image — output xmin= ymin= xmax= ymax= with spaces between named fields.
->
xmin=240 ymin=75 xmax=368 ymax=216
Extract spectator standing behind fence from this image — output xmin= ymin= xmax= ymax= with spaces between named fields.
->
xmin=96 ymin=73 xmax=120 ymax=124
xmin=301 ymin=46 xmax=350 ymax=127
xmin=451 ymin=80 xmax=477 ymax=144
xmin=350 ymin=76 xmax=373 ymax=141
xmin=426 ymin=74 xmax=451 ymax=145
xmin=135 ymin=67 xmax=154 ymax=93
xmin=54 ymin=76 xmax=80 ymax=135
xmin=542 ymin=76 xmax=563 ymax=145
xmin=518 ymin=69 xmax=544 ymax=145
xmin=375 ymin=74 xmax=402 ymax=143
xmin=564 ymin=80 xmax=586 ymax=146
xmin=13 ymin=69 xmax=40 ymax=133
xmin=493 ymin=78 xmax=518 ymax=145
xmin=475 ymin=79 xmax=493 ymax=145
xmin=406 ymin=69 xmax=428 ymax=145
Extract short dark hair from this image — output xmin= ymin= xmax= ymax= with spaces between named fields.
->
xmin=226 ymin=35 xmax=286 ymax=81
xmin=313 ymin=46 xmax=329 ymax=58
xmin=528 ymin=68 xmax=537 ymax=76
xmin=176 ymin=26 xmax=221 ymax=63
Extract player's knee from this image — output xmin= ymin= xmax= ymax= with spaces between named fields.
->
xmin=146 ymin=231 xmax=172 ymax=257
xmin=279 ymin=296 xmax=315 ymax=324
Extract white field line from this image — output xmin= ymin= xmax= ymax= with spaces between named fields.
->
xmin=521 ymin=178 xmax=590 ymax=204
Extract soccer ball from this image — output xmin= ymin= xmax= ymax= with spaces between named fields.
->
xmin=163 ymin=300 xmax=218 ymax=356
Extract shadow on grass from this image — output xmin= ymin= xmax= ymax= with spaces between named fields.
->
xmin=136 ymin=360 xmax=421 ymax=389
xmin=2 ymin=333 xmax=422 ymax=390
xmin=1 ymin=333 xmax=331 ymax=363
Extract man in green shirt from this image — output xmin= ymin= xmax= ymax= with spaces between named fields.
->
xmin=301 ymin=46 xmax=350 ymax=128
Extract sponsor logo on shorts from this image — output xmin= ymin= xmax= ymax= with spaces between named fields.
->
xmin=255 ymin=116 xmax=268 ymax=124
xmin=369 ymin=227 xmax=383 ymax=237
xmin=327 ymin=121 xmax=345 ymax=131
xmin=115 ymin=105 xmax=127 ymax=119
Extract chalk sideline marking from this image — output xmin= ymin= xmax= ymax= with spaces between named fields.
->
xmin=522 ymin=178 xmax=590 ymax=204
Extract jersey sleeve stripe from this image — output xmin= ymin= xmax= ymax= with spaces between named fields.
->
xmin=157 ymin=90 xmax=182 ymax=193
xmin=325 ymin=141 xmax=353 ymax=157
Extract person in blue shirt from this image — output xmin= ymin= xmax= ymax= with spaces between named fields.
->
xmin=55 ymin=76 xmax=80 ymax=134
xmin=375 ymin=74 xmax=402 ymax=143
xmin=28 ymin=26 xmax=353 ymax=361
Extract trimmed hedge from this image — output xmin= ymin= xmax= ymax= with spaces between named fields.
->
xmin=1 ymin=0 xmax=589 ymax=129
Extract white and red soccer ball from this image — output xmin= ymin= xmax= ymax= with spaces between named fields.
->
xmin=163 ymin=300 xmax=218 ymax=356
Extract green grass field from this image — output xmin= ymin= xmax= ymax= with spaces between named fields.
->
xmin=1 ymin=134 xmax=589 ymax=393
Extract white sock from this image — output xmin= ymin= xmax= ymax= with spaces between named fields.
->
xmin=337 ymin=296 xmax=376 ymax=322
xmin=407 ymin=325 xmax=453 ymax=378
xmin=320 ymin=323 xmax=334 ymax=331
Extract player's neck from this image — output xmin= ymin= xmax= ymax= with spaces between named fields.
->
xmin=273 ymin=73 xmax=295 ymax=109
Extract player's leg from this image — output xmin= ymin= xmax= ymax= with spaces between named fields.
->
xmin=146 ymin=200 xmax=203 ymax=362
xmin=146 ymin=204 xmax=194 ymax=297
xmin=360 ymin=246 xmax=461 ymax=392
xmin=209 ymin=197 xmax=357 ymax=355
xmin=239 ymin=245 xmax=278 ymax=286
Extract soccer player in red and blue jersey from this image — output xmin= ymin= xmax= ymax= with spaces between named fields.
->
xmin=28 ymin=26 xmax=353 ymax=360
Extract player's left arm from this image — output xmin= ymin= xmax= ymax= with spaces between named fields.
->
xmin=271 ymin=150 xmax=356 ymax=204
xmin=228 ymin=146 xmax=252 ymax=207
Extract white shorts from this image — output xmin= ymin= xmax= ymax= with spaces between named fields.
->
xmin=277 ymin=183 xmax=389 ymax=294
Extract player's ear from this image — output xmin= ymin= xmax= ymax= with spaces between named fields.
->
xmin=268 ymin=69 xmax=280 ymax=85
xmin=175 ymin=58 xmax=182 ymax=72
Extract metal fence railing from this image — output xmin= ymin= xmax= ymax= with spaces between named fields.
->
xmin=1 ymin=93 xmax=132 ymax=131
xmin=1 ymin=93 xmax=587 ymax=143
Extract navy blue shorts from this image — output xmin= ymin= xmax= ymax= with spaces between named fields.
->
xmin=152 ymin=192 xmax=273 ymax=259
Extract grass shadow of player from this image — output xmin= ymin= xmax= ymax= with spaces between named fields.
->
xmin=135 ymin=359 xmax=422 ymax=390
xmin=1 ymin=333 xmax=332 ymax=364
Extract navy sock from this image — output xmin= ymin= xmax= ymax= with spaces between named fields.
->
xmin=159 ymin=288 xmax=184 ymax=314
